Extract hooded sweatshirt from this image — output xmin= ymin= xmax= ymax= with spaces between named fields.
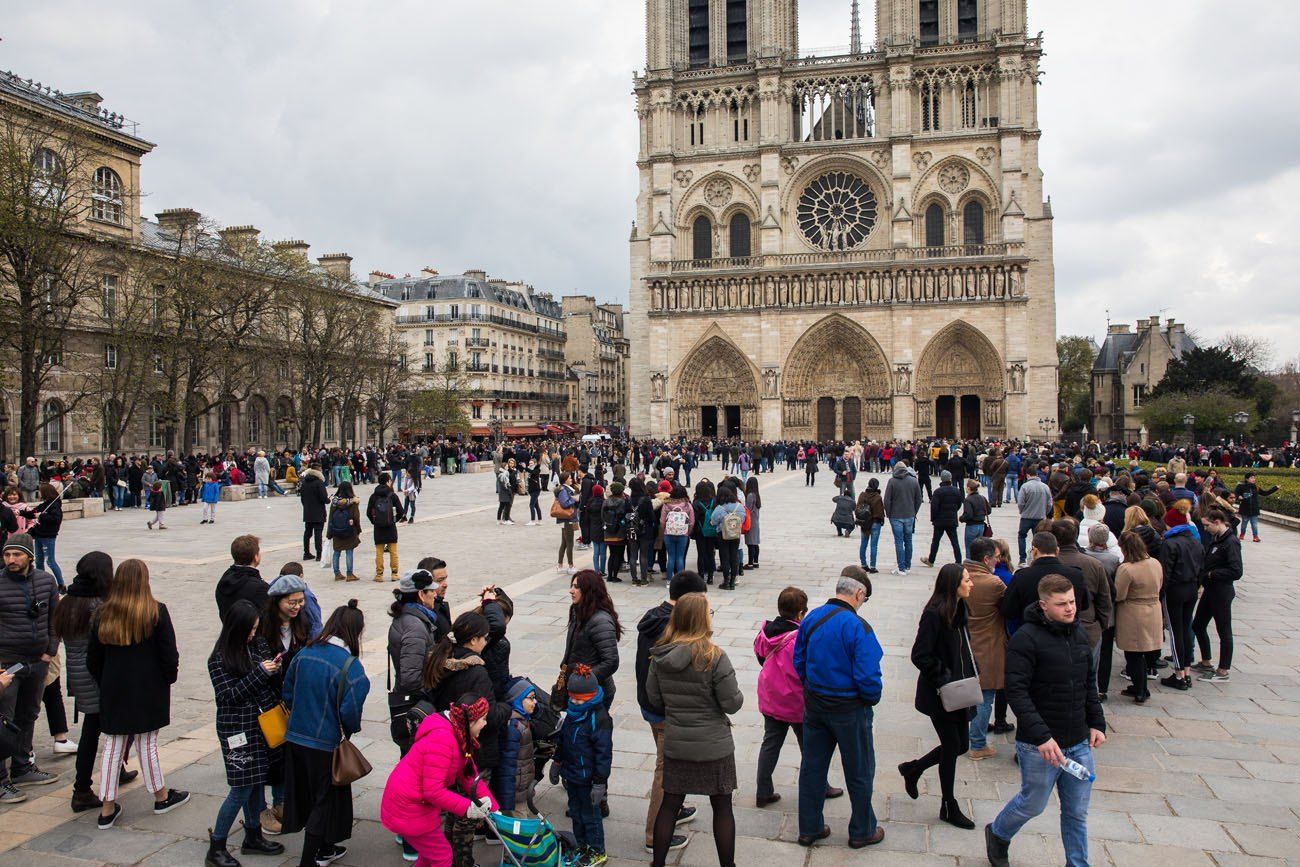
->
xmin=635 ymin=601 xmax=673 ymax=722
xmin=753 ymin=617 xmax=803 ymax=723
xmin=883 ymin=463 xmax=923 ymax=520
xmin=215 ymin=564 xmax=268 ymax=623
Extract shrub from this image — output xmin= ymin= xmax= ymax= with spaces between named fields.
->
xmin=1135 ymin=462 xmax=1300 ymax=519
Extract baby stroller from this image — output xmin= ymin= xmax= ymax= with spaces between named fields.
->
xmin=482 ymin=789 xmax=581 ymax=867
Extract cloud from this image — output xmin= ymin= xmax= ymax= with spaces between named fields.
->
xmin=3 ymin=0 xmax=1297 ymax=349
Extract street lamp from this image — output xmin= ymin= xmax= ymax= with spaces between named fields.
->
xmin=1183 ymin=413 xmax=1196 ymax=445
xmin=1037 ymin=417 xmax=1056 ymax=441
xmin=1232 ymin=410 xmax=1249 ymax=445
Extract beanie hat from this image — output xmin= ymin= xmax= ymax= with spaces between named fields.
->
xmin=506 ymin=679 xmax=537 ymax=715
xmin=657 ymin=480 xmax=673 ymax=494
xmin=397 ymin=569 xmax=435 ymax=595
xmin=449 ymin=696 xmax=490 ymax=757
xmin=1164 ymin=508 xmax=1188 ymax=528
xmin=610 ymin=481 xmax=625 ymax=497
xmin=566 ymin=663 xmax=599 ymax=697
xmin=68 ymin=551 xmax=113 ymax=598
xmin=940 ymin=470 xmax=952 ymax=483
xmin=267 ymin=574 xmax=308 ymax=597
xmin=2 ymin=533 xmax=34 ymax=560
xmin=591 ymin=484 xmax=604 ymax=498
xmin=1082 ymin=501 xmax=1106 ymax=522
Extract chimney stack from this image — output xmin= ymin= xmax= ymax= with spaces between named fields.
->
xmin=318 ymin=253 xmax=353 ymax=281
xmin=219 ymin=225 xmax=260 ymax=252
xmin=1107 ymin=323 xmax=1131 ymax=335
xmin=368 ymin=270 xmax=395 ymax=288
xmin=155 ymin=208 xmax=200 ymax=238
xmin=273 ymin=239 xmax=310 ymax=261
xmin=420 ymin=266 xmax=439 ymax=278
xmin=63 ymin=91 xmax=104 ymax=113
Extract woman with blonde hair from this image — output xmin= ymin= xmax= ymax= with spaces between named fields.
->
xmin=646 ymin=594 xmax=743 ymax=867
xmin=87 ymin=559 xmax=188 ymax=829
xmin=1115 ymin=531 xmax=1164 ymax=703
xmin=1122 ymin=504 xmax=1162 ymax=558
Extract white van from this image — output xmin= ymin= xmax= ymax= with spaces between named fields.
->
xmin=581 ymin=433 xmax=611 ymax=443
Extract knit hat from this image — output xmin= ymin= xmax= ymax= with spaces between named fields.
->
xmin=591 ymin=484 xmax=604 ymax=498
xmin=449 ymin=696 xmax=490 ymax=757
xmin=68 ymin=551 xmax=112 ymax=598
xmin=506 ymin=679 xmax=537 ymax=715
xmin=1164 ymin=507 xmax=1188 ymax=528
xmin=566 ymin=663 xmax=599 ymax=699
xmin=657 ymin=480 xmax=673 ymax=494
xmin=940 ymin=470 xmax=952 ymax=483
xmin=397 ymin=569 xmax=435 ymax=594
xmin=2 ymin=532 xmax=34 ymax=560
xmin=267 ymin=574 xmax=308 ymax=597
xmin=609 ymin=481 xmax=625 ymax=497
xmin=1082 ymin=501 xmax=1106 ymax=522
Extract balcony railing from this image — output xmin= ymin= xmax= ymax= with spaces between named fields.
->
xmin=466 ymin=336 xmax=490 ymax=348
xmin=650 ymin=242 xmax=1022 ymax=274
xmin=396 ymin=312 xmax=564 ymax=337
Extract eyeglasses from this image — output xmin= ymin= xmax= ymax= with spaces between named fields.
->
xmin=282 ymin=598 xmax=305 ymax=608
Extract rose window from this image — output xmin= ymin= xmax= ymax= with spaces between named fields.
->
xmin=796 ymin=171 xmax=877 ymax=251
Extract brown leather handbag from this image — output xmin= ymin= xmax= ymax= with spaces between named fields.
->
xmin=330 ymin=657 xmax=372 ymax=786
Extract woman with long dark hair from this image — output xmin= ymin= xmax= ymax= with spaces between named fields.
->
xmin=899 ymin=563 xmax=976 ymax=830
xmin=691 ymin=478 xmax=718 ymax=585
xmin=562 ymin=570 xmax=622 ymax=709
xmin=708 ymin=485 xmax=745 ymax=590
xmin=280 ymin=601 xmax=370 ymax=867
xmin=743 ymin=476 xmax=762 ymax=570
xmin=205 ymin=600 xmax=286 ymax=866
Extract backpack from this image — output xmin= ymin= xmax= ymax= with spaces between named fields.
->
xmin=602 ymin=503 xmax=624 ymax=536
xmin=664 ymin=507 xmax=689 ymax=536
xmin=371 ymin=491 xmax=395 ymax=528
xmin=328 ymin=504 xmax=355 ymax=539
xmin=721 ymin=508 xmax=744 ymax=540
xmin=700 ymin=501 xmax=718 ymax=538
xmin=854 ymin=503 xmax=873 ymax=525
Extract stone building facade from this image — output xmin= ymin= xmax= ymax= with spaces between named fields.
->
xmin=375 ymin=269 xmax=569 ymax=432
xmin=626 ymin=0 xmax=1058 ymax=442
xmin=1090 ymin=316 xmax=1195 ymax=443
xmin=561 ymin=296 xmax=631 ymax=431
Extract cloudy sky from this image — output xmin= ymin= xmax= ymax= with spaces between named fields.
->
xmin=4 ymin=1 xmax=1299 ymax=355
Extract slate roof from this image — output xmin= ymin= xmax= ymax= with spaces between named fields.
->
xmin=0 ymin=70 xmax=153 ymax=149
xmin=1092 ymin=326 xmax=1198 ymax=374
xmin=376 ymin=273 xmax=561 ymax=320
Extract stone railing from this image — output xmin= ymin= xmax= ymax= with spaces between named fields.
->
xmin=650 ymin=242 xmax=1020 ymax=274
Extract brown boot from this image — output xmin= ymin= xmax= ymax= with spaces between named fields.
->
xmin=345 ymin=574 xmax=359 ymax=582
xmin=374 ymin=575 xmax=384 ymax=582
xmin=334 ymin=572 xmax=345 ymax=582
xmin=391 ymin=571 xmax=400 ymax=582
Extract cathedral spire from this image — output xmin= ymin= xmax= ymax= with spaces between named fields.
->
xmin=850 ymin=0 xmax=862 ymax=54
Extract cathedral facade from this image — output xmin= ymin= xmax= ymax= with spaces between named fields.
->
xmin=627 ymin=0 xmax=1058 ymax=442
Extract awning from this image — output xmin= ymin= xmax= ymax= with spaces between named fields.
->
xmin=504 ymin=426 xmax=545 ymax=437
xmin=469 ymin=426 xmax=491 ymax=437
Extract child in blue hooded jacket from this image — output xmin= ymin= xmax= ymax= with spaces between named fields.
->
xmin=495 ymin=679 xmax=538 ymax=818
xmin=548 ymin=664 xmax=612 ymax=866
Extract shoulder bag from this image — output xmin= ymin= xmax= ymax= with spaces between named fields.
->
xmin=330 ymin=656 xmax=373 ymax=786
xmin=937 ymin=627 xmax=983 ymax=712
xmin=257 ymin=701 xmax=289 ymax=749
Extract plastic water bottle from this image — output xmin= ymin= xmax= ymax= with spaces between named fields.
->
xmin=1061 ymin=758 xmax=1095 ymax=782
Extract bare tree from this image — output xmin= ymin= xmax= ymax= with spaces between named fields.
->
xmin=1218 ymin=332 xmax=1276 ymax=373
xmin=361 ymin=325 xmax=411 ymax=447
xmin=90 ymin=250 xmax=162 ymax=452
xmin=403 ymin=358 xmax=478 ymax=438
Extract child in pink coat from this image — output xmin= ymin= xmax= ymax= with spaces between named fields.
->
xmin=752 ymin=586 xmax=844 ymax=806
xmin=381 ymin=697 xmax=499 ymax=867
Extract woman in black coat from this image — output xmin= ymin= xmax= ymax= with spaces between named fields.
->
xmin=562 ymin=569 xmax=622 ymax=710
xmin=86 ymin=558 xmax=188 ymax=828
xmin=899 ymin=563 xmax=977 ymax=830
xmin=424 ymin=612 xmax=512 ymax=771
xmin=205 ymin=600 xmax=286 ymax=866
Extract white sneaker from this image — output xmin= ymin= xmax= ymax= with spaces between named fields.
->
xmin=504 ymin=520 xmax=515 ymax=525
xmin=899 ymin=569 xmax=909 ymax=576
xmin=52 ymin=739 xmax=78 ymax=755
xmin=890 ymin=568 xmax=901 ymax=575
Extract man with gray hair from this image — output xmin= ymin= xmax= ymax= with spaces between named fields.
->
xmin=17 ymin=458 xmax=40 ymax=503
xmin=793 ymin=566 xmax=885 ymax=848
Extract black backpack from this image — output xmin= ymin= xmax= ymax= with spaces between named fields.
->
xmin=371 ymin=491 xmax=395 ymax=528
xmin=328 ymin=504 xmax=355 ymax=539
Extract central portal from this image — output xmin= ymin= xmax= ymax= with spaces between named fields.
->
xmin=701 ymin=406 xmax=718 ymax=437
xmin=724 ymin=405 xmax=741 ymax=437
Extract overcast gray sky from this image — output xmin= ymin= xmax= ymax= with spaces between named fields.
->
xmin=4 ymin=1 xmax=1299 ymax=354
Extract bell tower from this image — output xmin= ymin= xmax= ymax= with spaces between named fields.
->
xmin=876 ymin=0 xmax=1027 ymax=46
xmin=645 ymin=0 xmax=798 ymax=72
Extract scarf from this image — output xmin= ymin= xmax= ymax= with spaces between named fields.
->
xmin=565 ymin=685 xmax=605 ymax=723
xmin=449 ymin=697 xmax=490 ymax=758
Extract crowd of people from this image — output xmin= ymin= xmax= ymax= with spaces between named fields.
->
xmin=0 ymin=430 xmax=1272 ymax=867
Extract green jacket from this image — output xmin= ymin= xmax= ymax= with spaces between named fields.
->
xmin=646 ymin=642 xmax=743 ymax=762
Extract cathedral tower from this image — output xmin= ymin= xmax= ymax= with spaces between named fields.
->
xmin=628 ymin=0 xmax=1056 ymax=442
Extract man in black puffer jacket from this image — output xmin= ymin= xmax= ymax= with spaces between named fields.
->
xmin=986 ymin=575 xmax=1105 ymax=867
xmin=920 ymin=471 xmax=963 ymax=567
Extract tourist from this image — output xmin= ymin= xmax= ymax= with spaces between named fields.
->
xmin=601 ymin=482 xmax=632 ymax=583
xmin=525 ymin=458 xmax=543 ymax=525
xmin=1015 ymin=463 xmax=1052 ymax=566
xmin=854 ymin=480 xmax=885 ymax=574
xmin=754 ymin=586 xmax=844 ymax=807
xmin=999 ymin=533 xmax=1089 ymax=630
xmin=27 ymin=484 xmax=64 ymax=589
xmin=280 ymin=601 xmax=370 ymax=867
xmin=963 ymin=538 xmax=1007 ymax=760
xmin=326 ymin=482 xmax=362 ymax=582
xmin=200 ymin=472 xmax=221 ymax=525
xmin=88 ymin=558 xmax=189 ymax=829
xmin=646 ymin=594 xmax=743 ymax=867
xmin=1191 ymin=508 xmax=1242 ymax=683
xmin=205 ymin=599 xmax=286 ymax=866
xmin=0 ymin=532 xmax=61 ymax=804
xmin=690 ymin=479 xmax=717 ymax=586
xmin=494 ymin=680 xmax=538 ymax=818
xmin=709 ymin=484 xmax=746 ymax=590
xmin=379 ymin=697 xmax=495 ymax=867
xmin=920 ymin=470 xmax=962 ymax=567
xmin=1158 ymin=502 xmax=1204 ymax=690
xmin=216 ymin=535 xmax=270 ymax=623
xmin=884 ymin=461 xmax=922 ymax=576
xmin=659 ymin=484 xmax=694 ymax=582
xmin=479 ymin=585 xmax=514 ymax=699
xmin=554 ymin=472 xmax=580 ymax=574
xmin=367 ymin=472 xmax=401 ymax=582
xmin=899 ymin=564 xmax=976 ymax=830
xmin=960 ymin=478 xmax=991 ymax=559
xmin=496 ymin=458 xmax=518 ymax=526
xmin=551 ymin=664 xmax=614 ymax=866
xmin=793 ymin=566 xmax=885 ymax=848
xmin=145 ymin=480 xmax=167 ymax=530
xmin=298 ymin=463 xmax=330 ymax=562
xmin=1114 ymin=531 xmax=1163 ymax=704
xmin=987 ymin=449 xmax=1010 ymax=509
xmin=562 ymin=570 xmax=621 ymax=708
xmin=17 ymin=457 xmax=40 ymax=503
xmin=830 ymin=488 xmax=856 ymax=537
xmin=387 ymin=568 xmax=443 ymax=755
xmin=985 ymin=576 xmax=1106 ymax=867
xmin=1053 ymin=519 xmax=1114 ymax=694
xmin=804 ymin=449 xmax=818 ymax=486
xmin=743 ymin=477 xmax=762 ymax=570
xmin=1234 ymin=471 xmax=1277 ymax=542
xmin=634 ymin=571 xmax=705 ymax=854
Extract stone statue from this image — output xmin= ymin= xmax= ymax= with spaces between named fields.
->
xmin=763 ymin=368 xmax=780 ymax=398
xmin=894 ymin=365 xmax=911 ymax=394
xmin=1008 ymin=363 xmax=1026 ymax=393
xmin=650 ymin=371 xmax=666 ymax=401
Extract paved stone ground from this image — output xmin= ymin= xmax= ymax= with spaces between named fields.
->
xmin=3 ymin=462 xmax=1299 ymax=866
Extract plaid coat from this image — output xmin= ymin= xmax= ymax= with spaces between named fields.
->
xmin=208 ymin=644 xmax=283 ymax=787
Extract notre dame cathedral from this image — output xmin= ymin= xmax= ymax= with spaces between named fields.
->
xmin=626 ymin=0 xmax=1058 ymax=442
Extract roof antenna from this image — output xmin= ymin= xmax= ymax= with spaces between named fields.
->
xmin=850 ymin=0 xmax=862 ymax=54
xmin=1105 ymin=308 xmax=1110 ymax=330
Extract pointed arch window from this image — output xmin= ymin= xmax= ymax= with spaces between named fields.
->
xmin=692 ymin=215 xmax=713 ymax=260
xmin=688 ymin=0 xmax=710 ymax=68
xmin=921 ymin=82 xmax=941 ymax=132
xmin=728 ymin=212 xmax=752 ymax=258
xmin=961 ymin=80 xmax=977 ymax=128
xmin=925 ymin=203 xmax=946 ymax=248
xmin=963 ymin=200 xmax=985 ymax=247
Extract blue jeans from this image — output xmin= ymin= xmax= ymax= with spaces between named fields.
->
xmin=214 ymin=783 xmax=265 ymax=841
xmin=592 ymin=540 xmax=607 ymax=574
xmin=390 ymin=467 xmax=401 ymax=489
xmin=1242 ymin=515 xmax=1259 ymax=537
xmin=565 ymin=781 xmax=604 ymax=853
xmin=964 ymin=523 xmax=985 ymax=559
xmin=34 ymin=537 xmax=62 ymax=587
xmin=992 ymin=741 xmax=1093 ymax=867
xmin=332 ymin=547 xmax=354 ymax=576
xmin=1005 ymin=476 xmax=1019 ymax=503
xmin=663 ymin=535 xmax=688 ymax=581
xmin=968 ymin=689 xmax=997 ymax=749
xmin=1017 ymin=517 xmax=1040 ymax=564
xmin=859 ymin=522 xmax=882 ymax=568
xmin=799 ymin=704 xmax=877 ymax=841
xmin=889 ymin=517 xmax=915 ymax=571
xmin=110 ymin=486 xmax=125 ymax=509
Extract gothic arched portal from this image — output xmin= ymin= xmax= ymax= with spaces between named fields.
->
xmin=914 ymin=321 xmax=1005 ymax=439
xmin=672 ymin=335 xmax=760 ymax=439
xmin=781 ymin=314 xmax=891 ymax=441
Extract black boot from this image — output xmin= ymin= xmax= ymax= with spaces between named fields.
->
xmin=985 ymin=824 xmax=1010 ymax=867
xmin=898 ymin=761 xmax=921 ymax=800
xmin=240 ymin=826 xmax=286 ymax=856
xmin=205 ymin=834 xmax=242 ymax=867
xmin=940 ymin=798 xmax=974 ymax=830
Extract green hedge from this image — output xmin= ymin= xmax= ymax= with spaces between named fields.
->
xmin=1135 ymin=462 xmax=1300 ymax=519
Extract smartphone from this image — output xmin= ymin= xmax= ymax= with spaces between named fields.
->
xmin=3 ymin=663 xmax=25 ymax=677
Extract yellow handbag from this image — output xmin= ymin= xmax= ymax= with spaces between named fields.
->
xmin=257 ymin=703 xmax=289 ymax=749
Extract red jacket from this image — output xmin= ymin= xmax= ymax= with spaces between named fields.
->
xmin=380 ymin=713 xmax=497 ymax=837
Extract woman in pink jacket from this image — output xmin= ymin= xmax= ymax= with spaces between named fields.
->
xmin=752 ymin=586 xmax=843 ymax=807
xmin=381 ymin=697 xmax=498 ymax=867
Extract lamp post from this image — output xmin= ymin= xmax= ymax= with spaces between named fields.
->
xmin=1183 ymin=413 xmax=1196 ymax=446
xmin=1037 ymin=417 xmax=1056 ymax=441
xmin=1232 ymin=410 xmax=1249 ymax=446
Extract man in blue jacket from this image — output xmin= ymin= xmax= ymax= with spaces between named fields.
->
xmin=793 ymin=566 xmax=885 ymax=849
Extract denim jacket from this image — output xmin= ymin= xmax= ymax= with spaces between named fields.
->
xmin=282 ymin=641 xmax=371 ymax=751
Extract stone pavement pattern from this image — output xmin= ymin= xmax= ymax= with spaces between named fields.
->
xmin=3 ymin=464 xmax=1299 ymax=866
